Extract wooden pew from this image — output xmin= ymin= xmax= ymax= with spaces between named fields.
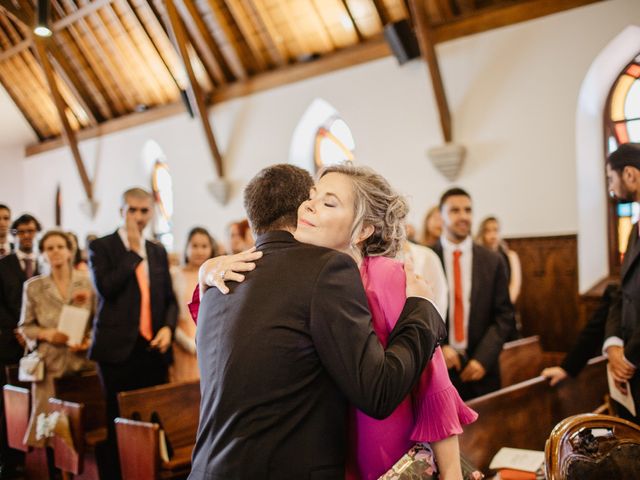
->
xmin=460 ymin=356 xmax=608 ymax=473
xmin=48 ymin=398 xmax=85 ymax=479
xmin=2 ymin=384 xmax=30 ymax=453
xmin=54 ymin=371 xmax=107 ymax=447
xmin=115 ymin=381 xmax=200 ymax=480
xmin=499 ymin=335 xmax=543 ymax=388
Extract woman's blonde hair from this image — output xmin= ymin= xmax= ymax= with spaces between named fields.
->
xmin=318 ymin=163 xmax=408 ymax=259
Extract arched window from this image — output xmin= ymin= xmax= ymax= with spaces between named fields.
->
xmin=142 ymin=140 xmax=174 ymax=251
xmin=606 ymin=54 xmax=640 ymax=272
xmin=289 ymin=99 xmax=355 ymax=174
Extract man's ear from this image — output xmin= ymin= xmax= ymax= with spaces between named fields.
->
xmin=356 ymin=224 xmax=375 ymax=245
xmin=624 ymin=166 xmax=640 ymax=187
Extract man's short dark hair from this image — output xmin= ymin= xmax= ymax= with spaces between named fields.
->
xmin=11 ymin=214 xmax=41 ymax=232
xmin=0 ymin=204 xmax=10 ymax=214
xmin=607 ymin=143 xmax=640 ymax=173
xmin=439 ymin=187 xmax=471 ymax=210
xmin=244 ymin=164 xmax=313 ymax=235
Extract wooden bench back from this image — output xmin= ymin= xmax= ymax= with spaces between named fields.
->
xmin=54 ymin=371 xmax=106 ymax=433
xmin=117 ymin=380 xmax=200 ymax=449
xmin=48 ymin=398 xmax=84 ymax=475
xmin=460 ymin=356 xmax=608 ymax=473
xmin=2 ymin=384 xmax=30 ymax=452
xmin=499 ymin=335 xmax=543 ymax=388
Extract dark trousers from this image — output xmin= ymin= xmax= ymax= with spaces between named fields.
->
xmin=96 ymin=336 xmax=168 ymax=479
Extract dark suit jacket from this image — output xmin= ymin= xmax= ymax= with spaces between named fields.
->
xmin=190 ymin=231 xmax=445 ymax=480
xmin=606 ymin=224 xmax=640 ymax=413
xmin=432 ymin=240 xmax=515 ymax=397
xmin=88 ymin=231 xmax=177 ymax=364
xmin=0 ymin=253 xmax=38 ymax=364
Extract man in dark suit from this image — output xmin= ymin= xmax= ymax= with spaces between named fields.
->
xmin=88 ymin=187 xmax=177 ymax=474
xmin=0 ymin=213 xmax=40 ymax=478
xmin=190 ymin=164 xmax=446 ymax=480
xmin=431 ymin=188 xmax=515 ymax=400
xmin=604 ymin=143 xmax=640 ymax=422
xmin=0 ymin=205 xmax=13 ymax=259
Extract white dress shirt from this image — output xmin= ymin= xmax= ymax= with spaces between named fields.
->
xmin=406 ymin=242 xmax=449 ymax=319
xmin=441 ymin=235 xmax=473 ymax=351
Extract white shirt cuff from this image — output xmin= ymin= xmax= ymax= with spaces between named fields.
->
xmin=602 ymin=336 xmax=624 ymax=356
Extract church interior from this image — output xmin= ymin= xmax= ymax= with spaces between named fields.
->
xmin=1 ymin=0 xmax=640 ymax=478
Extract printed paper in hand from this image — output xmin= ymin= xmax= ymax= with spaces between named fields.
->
xmin=489 ymin=447 xmax=544 ymax=473
xmin=58 ymin=305 xmax=90 ymax=346
xmin=607 ymin=364 xmax=636 ymax=417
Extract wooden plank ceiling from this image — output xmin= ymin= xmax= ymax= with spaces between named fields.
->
xmin=0 ymin=0 xmax=602 ymax=149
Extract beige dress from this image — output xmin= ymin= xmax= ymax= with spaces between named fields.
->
xmin=169 ymin=267 xmax=199 ymax=383
xmin=19 ymin=270 xmax=95 ymax=447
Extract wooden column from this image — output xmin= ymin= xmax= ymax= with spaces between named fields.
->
xmin=165 ymin=0 xmax=224 ymax=178
xmin=408 ymin=0 xmax=452 ymax=143
xmin=34 ymin=38 xmax=94 ymax=202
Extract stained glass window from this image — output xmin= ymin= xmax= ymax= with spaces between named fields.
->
xmin=314 ymin=115 xmax=356 ymax=171
xmin=151 ymin=160 xmax=174 ymax=251
xmin=606 ymin=54 xmax=640 ymax=266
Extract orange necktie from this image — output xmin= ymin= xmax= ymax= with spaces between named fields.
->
xmin=453 ymin=250 xmax=465 ymax=343
xmin=135 ymin=262 xmax=153 ymax=341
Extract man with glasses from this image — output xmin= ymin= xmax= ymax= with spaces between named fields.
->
xmin=88 ymin=188 xmax=177 ymax=478
xmin=0 ymin=213 xmax=41 ymax=478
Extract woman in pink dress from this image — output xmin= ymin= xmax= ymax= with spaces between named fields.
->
xmin=196 ymin=164 xmax=477 ymax=479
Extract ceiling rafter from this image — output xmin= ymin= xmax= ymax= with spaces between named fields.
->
xmin=171 ymin=0 xmax=230 ymax=85
xmin=223 ymin=0 xmax=268 ymax=71
xmin=201 ymin=0 xmax=248 ymax=79
xmin=243 ymin=0 xmax=287 ymax=66
xmin=34 ymin=37 xmax=93 ymax=202
xmin=52 ymin=0 xmax=131 ymax=113
xmin=165 ymin=0 xmax=224 ymax=178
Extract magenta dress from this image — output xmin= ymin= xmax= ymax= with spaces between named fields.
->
xmin=346 ymin=256 xmax=478 ymax=480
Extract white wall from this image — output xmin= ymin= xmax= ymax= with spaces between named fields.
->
xmin=0 ymin=146 xmax=26 ymax=214
xmin=7 ymin=0 xmax=640 ymax=258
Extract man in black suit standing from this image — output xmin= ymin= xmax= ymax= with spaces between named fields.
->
xmin=432 ymin=188 xmax=515 ymax=400
xmin=604 ymin=143 xmax=640 ymax=422
xmin=190 ymin=164 xmax=446 ymax=480
xmin=0 ymin=213 xmax=40 ymax=478
xmin=89 ymin=187 xmax=177 ymax=474
xmin=0 ymin=205 xmax=12 ymax=259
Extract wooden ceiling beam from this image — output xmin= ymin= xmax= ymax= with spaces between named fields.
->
xmin=244 ymin=0 xmax=287 ymax=66
xmin=370 ymin=0 xmax=390 ymax=25
xmin=202 ymin=0 xmax=248 ymax=80
xmin=408 ymin=0 xmax=451 ymax=142
xmin=0 ymin=66 xmax=44 ymax=139
xmin=223 ymin=0 xmax=268 ymax=71
xmin=0 ymin=0 xmax=32 ymax=31
xmin=34 ymin=37 xmax=93 ymax=201
xmin=433 ymin=0 xmax=603 ymax=43
xmin=165 ymin=0 xmax=224 ymax=178
xmin=120 ymin=0 xmax=182 ymax=93
xmin=340 ymin=0 xmax=365 ymax=42
xmin=47 ymin=42 xmax=101 ymax=125
xmin=173 ymin=0 xmax=230 ymax=84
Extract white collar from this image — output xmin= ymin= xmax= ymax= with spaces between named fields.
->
xmin=440 ymin=234 xmax=473 ymax=253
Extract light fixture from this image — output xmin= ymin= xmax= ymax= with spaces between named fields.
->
xmin=34 ymin=0 xmax=52 ymax=37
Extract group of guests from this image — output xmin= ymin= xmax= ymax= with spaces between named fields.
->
xmin=0 ymin=198 xmax=248 ymax=478
xmin=0 ymin=160 xmax=522 ymax=479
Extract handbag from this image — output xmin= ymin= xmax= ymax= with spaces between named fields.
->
xmin=380 ymin=443 xmax=484 ymax=480
xmin=19 ymin=348 xmax=44 ymax=382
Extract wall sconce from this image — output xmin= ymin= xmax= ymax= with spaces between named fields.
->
xmin=34 ymin=0 xmax=52 ymax=37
